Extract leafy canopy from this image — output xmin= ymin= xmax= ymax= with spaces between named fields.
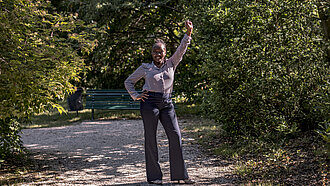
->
xmin=0 ymin=0 xmax=97 ymax=159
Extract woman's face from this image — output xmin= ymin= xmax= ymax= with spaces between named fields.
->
xmin=152 ymin=43 xmax=166 ymax=65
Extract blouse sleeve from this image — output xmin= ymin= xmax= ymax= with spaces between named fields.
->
xmin=124 ymin=65 xmax=145 ymax=100
xmin=167 ymin=34 xmax=192 ymax=68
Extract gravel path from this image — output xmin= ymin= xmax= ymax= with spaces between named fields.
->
xmin=21 ymin=119 xmax=236 ymax=185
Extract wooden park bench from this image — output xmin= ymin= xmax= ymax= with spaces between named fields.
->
xmin=85 ymin=89 xmax=142 ymax=120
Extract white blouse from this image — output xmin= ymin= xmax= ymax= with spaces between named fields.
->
xmin=124 ymin=34 xmax=192 ymax=100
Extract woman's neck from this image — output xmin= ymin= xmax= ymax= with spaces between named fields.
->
xmin=154 ymin=61 xmax=164 ymax=68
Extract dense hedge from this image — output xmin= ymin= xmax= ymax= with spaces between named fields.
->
xmin=191 ymin=0 xmax=329 ymax=139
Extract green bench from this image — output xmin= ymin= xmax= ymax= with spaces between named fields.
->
xmin=85 ymin=89 xmax=142 ymax=120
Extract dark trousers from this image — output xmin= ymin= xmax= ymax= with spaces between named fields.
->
xmin=140 ymin=92 xmax=189 ymax=182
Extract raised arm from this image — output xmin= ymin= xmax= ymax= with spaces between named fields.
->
xmin=185 ymin=20 xmax=193 ymax=37
xmin=168 ymin=20 xmax=193 ymax=68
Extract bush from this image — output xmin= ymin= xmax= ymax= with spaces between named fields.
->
xmin=0 ymin=119 xmax=23 ymax=161
xmin=191 ymin=0 xmax=328 ymax=139
xmin=0 ymin=0 xmax=97 ymax=160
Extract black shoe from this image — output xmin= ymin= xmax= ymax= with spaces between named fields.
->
xmin=148 ymin=179 xmax=163 ymax=185
xmin=177 ymin=178 xmax=195 ymax=184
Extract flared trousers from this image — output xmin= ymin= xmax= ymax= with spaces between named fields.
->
xmin=140 ymin=92 xmax=189 ymax=182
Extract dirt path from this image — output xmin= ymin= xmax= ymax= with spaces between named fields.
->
xmin=21 ymin=119 xmax=236 ymax=185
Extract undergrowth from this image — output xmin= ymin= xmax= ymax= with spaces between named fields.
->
xmin=184 ymin=113 xmax=329 ymax=185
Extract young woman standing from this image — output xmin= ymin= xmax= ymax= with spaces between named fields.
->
xmin=125 ymin=20 xmax=194 ymax=185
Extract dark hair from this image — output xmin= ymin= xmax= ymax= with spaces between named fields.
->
xmin=153 ymin=38 xmax=166 ymax=48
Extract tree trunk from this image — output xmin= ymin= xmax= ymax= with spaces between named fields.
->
xmin=317 ymin=1 xmax=330 ymax=61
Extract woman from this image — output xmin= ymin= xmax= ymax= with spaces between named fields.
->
xmin=124 ymin=20 xmax=194 ymax=185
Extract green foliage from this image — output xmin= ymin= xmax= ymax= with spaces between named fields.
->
xmin=189 ymin=117 xmax=328 ymax=184
xmin=0 ymin=0 xmax=97 ymax=160
xmin=317 ymin=121 xmax=330 ymax=151
xmin=56 ymin=0 xmax=203 ymax=99
xmin=25 ymin=100 xmax=141 ymax=129
xmin=189 ymin=0 xmax=329 ymax=139
xmin=55 ymin=0 xmax=329 ymax=141
xmin=0 ymin=119 xmax=23 ymax=161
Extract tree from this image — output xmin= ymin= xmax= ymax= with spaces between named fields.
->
xmin=55 ymin=0 xmax=203 ymax=100
xmin=188 ymin=0 xmax=328 ymax=139
xmin=47 ymin=0 xmax=328 ymax=141
xmin=0 ymin=0 xmax=97 ymax=160
xmin=317 ymin=0 xmax=330 ymax=60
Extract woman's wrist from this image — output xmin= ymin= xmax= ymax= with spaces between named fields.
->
xmin=185 ymin=20 xmax=193 ymax=37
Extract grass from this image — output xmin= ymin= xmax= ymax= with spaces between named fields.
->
xmin=25 ymin=109 xmax=141 ymax=129
xmin=23 ymin=101 xmax=141 ymax=129
xmin=23 ymin=101 xmax=198 ymax=129
xmin=184 ymin=118 xmax=329 ymax=185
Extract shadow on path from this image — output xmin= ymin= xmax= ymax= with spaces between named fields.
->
xmin=20 ymin=119 xmax=236 ymax=185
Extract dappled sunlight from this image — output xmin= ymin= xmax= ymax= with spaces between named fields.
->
xmin=19 ymin=119 xmax=236 ymax=185
xmin=122 ymin=143 xmax=143 ymax=149
xmin=81 ymin=121 xmax=114 ymax=125
xmin=68 ymin=117 xmax=81 ymax=122
xmin=20 ymin=120 xmax=148 ymax=185
xmin=117 ymin=163 xmax=145 ymax=177
xmin=86 ymin=154 xmax=106 ymax=162
xmin=24 ymin=144 xmax=59 ymax=149
xmin=73 ymin=130 xmax=99 ymax=134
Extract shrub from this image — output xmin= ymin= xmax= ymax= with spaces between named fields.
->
xmin=192 ymin=0 xmax=328 ymax=139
